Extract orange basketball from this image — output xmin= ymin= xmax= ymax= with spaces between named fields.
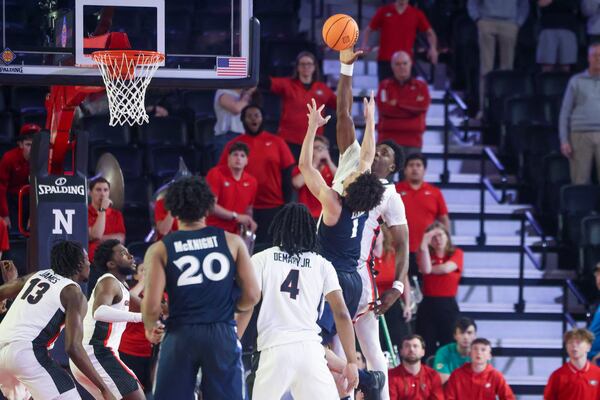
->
xmin=322 ymin=14 xmax=359 ymax=51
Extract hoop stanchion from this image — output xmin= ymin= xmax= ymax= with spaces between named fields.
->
xmin=91 ymin=50 xmax=165 ymax=126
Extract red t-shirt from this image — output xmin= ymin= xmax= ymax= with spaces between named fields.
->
xmin=374 ymin=250 xmax=396 ymax=294
xmin=87 ymin=205 xmax=126 ymax=260
xmin=445 ymin=364 xmax=515 ymax=400
xmin=422 ymin=248 xmax=463 ymax=297
xmin=292 ymin=164 xmax=334 ymax=218
xmin=376 ymin=77 xmax=431 ymax=148
xmin=544 ymin=361 xmax=600 ymax=400
xmin=0 ymin=219 xmax=9 ymax=252
xmin=154 ymin=197 xmax=178 ymax=240
xmin=119 ymin=322 xmax=152 ymax=357
xmin=218 ymin=132 xmax=295 ymax=209
xmin=395 ymin=181 xmax=448 ymax=252
xmin=369 ymin=4 xmax=431 ymax=61
xmin=270 ymin=77 xmax=336 ymax=145
xmin=389 ymin=363 xmax=444 ymax=400
xmin=0 ymin=147 xmax=29 ymax=217
xmin=205 ymin=165 xmax=258 ymax=233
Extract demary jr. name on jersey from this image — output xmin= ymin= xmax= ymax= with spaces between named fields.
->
xmin=273 ymin=252 xmax=312 ymax=268
xmin=173 ymin=236 xmax=219 ymax=253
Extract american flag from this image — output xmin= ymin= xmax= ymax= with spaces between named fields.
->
xmin=216 ymin=57 xmax=247 ymax=77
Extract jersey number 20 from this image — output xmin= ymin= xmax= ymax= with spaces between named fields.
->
xmin=174 ymin=253 xmax=230 ymax=287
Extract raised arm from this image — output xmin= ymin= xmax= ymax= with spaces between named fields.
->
xmin=358 ymin=91 xmax=376 ymax=173
xmin=299 ymin=99 xmax=340 ymax=215
xmin=336 ymin=48 xmax=363 ymax=154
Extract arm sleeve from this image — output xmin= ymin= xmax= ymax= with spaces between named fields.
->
xmin=205 ymin=168 xmax=222 ymax=199
xmin=382 ymin=192 xmax=408 ymax=227
xmin=369 ymin=7 xmax=383 ymax=30
xmin=433 ymin=348 xmax=451 ymax=374
xmin=436 ymin=189 xmax=449 ymax=216
xmin=543 ymin=372 xmax=558 ymax=400
xmin=467 ymin=0 xmax=480 ymax=21
xmin=496 ymin=373 xmax=516 ymax=400
xmin=559 ymin=77 xmax=576 ymax=145
xmin=93 ymin=305 xmax=142 ymax=323
xmin=0 ymin=155 xmax=10 ymax=218
xmin=323 ymin=261 xmax=342 ymax=296
xmin=270 ymin=77 xmax=288 ymax=96
xmin=450 ymin=248 xmax=464 ymax=273
xmin=417 ymin=9 xmax=432 ymax=32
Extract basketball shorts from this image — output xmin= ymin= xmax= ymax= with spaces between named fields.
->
xmin=318 ymin=269 xmax=362 ymax=343
xmin=332 ymin=140 xmax=361 ymax=195
xmin=0 ymin=341 xmax=78 ymax=400
xmin=251 ymin=341 xmax=338 ymax=400
xmin=153 ymin=322 xmax=244 ymax=400
xmin=70 ymin=345 xmax=139 ymax=399
xmin=356 ymin=263 xmax=378 ymax=319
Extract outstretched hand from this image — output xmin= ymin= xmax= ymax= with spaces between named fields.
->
xmin=340 ymin=47 xmax=363 ymax=65
xmin=363 ymin=90 xmax=375 ymax=122
xmin=306 ymin=98 xmax=331 ymax=128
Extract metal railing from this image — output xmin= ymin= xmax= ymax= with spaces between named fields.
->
xmin=441 ymin=89 xmax=470 ymax=183
xmin=476 ymin=146 xmax=508 ymax=246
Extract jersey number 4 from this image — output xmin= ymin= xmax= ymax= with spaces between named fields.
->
xmin=174 ymin=253 xmax=230 ymax=287
xmin=21 ymin=278 xmax=50 ymax=304
xmin=280 ymin=270 xmax=299 ymax=299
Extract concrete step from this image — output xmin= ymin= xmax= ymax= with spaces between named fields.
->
xmin=462 ymin=266 xmax=545 ymax=279
xmin=474 ymin=319 xmax=563 ymax=340
xmin=454 ymin=235 xmax=547 ymax=247
xmin=452 ymin=218 xmax=522 ymax=236
xmin=458 ymin=285 xmax=563 ymax=304
xmin=494 ymin=356 xmax=561 ymax=381
xmin=459 ymin=302 xmax=562 ymax=314
xmin=463 ymin=251 xmax=558 ymax=270
xmin=442 ymin=187 xmax=519 ymax=207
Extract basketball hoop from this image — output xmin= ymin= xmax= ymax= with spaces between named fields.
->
xmin=91 ymin=50 xmax=165 ymax=126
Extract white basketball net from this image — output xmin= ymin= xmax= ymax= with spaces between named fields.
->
xmin=92 ymin=51 xmax=165 ymax=126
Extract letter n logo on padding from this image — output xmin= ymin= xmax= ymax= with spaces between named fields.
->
xmin=52 ymin=209 xmax=75 ymax=234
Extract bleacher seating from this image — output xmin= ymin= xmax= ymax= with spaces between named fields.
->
xmin=559 ymin=185 xmax=600 ymax=246
xmin=138 ymin=116 xmax=189 ymax=147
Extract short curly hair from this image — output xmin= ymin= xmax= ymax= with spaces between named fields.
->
xmin=93 ymin=239 xmax=121 ymax=272
xmin=51 ymin=240 xmax=85 ymax=277
xmin=165 ymin=176 xmax=215 ymax=223
xmin=344 ymin=172 xmax=385 ymax=213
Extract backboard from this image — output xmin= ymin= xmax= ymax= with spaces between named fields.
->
xmin=0 ymin=0 xmax=259 ymax=88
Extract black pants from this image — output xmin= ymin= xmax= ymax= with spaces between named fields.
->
xmin=119 ymin=351 xmax=153 ymax=393
xmin=379 ymin=298 xmax=413 ymax=353
xmin=253 ymin=206 xmax=283 ymax=254
xmin=416 ymin=296 xmax=460 ymax=358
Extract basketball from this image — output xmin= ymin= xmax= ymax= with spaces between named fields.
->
xmin=322 ymin=14 xmax=359 ymax=51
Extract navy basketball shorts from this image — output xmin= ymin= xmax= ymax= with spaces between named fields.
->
xmin=153 ymin=322 xmax=245 ymax=400
xmin=318 ymin=270 xmax=362 ymax=343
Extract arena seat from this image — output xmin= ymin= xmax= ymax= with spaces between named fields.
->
xmin=89 ymin=145 xmax=144 ymax=178
xmin=537 ymin=153 xmax=570 ymax=232
xmin=579 ymin=215 xmax=600 ymax=276
xmin=138 ymin=116 xmax=189 ymax=147
xmin=122 ymin=205 xmax=152 ymax=243
xmin=559 ymin=185 xmax=600 ymax=245
xmin=0 ymin=112 xmax=15 ymax=143
xmin=182 ymin=91 xmax=216 ymax=119
xmin=124 ymin=176 xmax=152 ymax=209
xmin=80 ymin=115 xmax=131 ymax=145
xmin=535 ymin=72 xmax=571 ymax=98
xmin=10 ymin=86 xmax=48 ymax=114
xmin=145 ymin=145 xmax=196 ymax=184
xmin=484 ymin=71 xmax=534 ymax=131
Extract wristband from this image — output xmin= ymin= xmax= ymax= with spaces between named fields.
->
xmin=392 ymin=280 xmax=404 ymax=294
xmin=98 ymin=207 xmax=106 ymax=213
xmin=340 ymin=62 xmax=354 ymax=76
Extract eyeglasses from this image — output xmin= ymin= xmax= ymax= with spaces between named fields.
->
xmin=298 ymin=62 xmax=315 ymax=67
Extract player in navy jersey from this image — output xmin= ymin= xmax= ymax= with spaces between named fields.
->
xmin=299 ymin=89 xmax=384 ymax=342
xmin=142 ymin=177 xmax=260 ymax=400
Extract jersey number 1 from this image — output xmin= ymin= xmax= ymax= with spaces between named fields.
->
xmin=280 ymin=270 xmax=299 ymax=299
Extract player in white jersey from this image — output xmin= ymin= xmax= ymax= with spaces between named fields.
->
xmin=353 ymin=141 xmax=410 ymax=400
xmin=0 ymin=241 xmax=115 ymax=400
xmin=70 ymin=240 xmax=162 ymax=400
xmin=249 ymin=203 xmax=359 ymax=400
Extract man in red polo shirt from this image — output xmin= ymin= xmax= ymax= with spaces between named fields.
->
xmin=445 ymin=338 xmax=515 ymax=400
xmin=389 ymin=334 xmax=443 ymax=400
xmin=292 ymin=135 xmax=337 ymax=218
xmin=361 ymin=0 xmax=438 ymax=81
xmin=219 ymin=105 xmax=295 ymax=251
xmin=395 ymin=153 xmax=450 ymax=276
xmin=206 ymin=142 xmax=257 ymax=233
xmin=545 ymin=328 xmax=600 ymax=400
xmin=376 ymin=51 xmax=431 ymax=156
xmin=87 ymin=177 xmax=126 ymax=260
xmin=0 ymin=123 xmax=41 ymax=231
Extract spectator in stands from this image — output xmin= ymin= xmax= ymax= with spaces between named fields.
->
xmin=434 ymin=317 xmax=476 ymax=384
xmin=445 ymin=338 xmax=515 ymax=399
xmin=0 ymin=220 xmax=8 ymax=260
xmin=206 ymin=142 xmax=258 ymax=234
xmin=0 ymin=123 xmax=40 ymax=232
xmin=291 ymin=136 xmax=337 ymax=218
xmin=119 ymin=262 xmax=157 ymax=394
xmin=582 ymin=0 xmax=600 ymax=44
xmin=536 ymin=0 xmax=579 ymax=72
xmin=154 ymin=196 xmax=178 ymax=241
xmin=395 ymin=153 xmax=450 ymax=276
xmin=372 ymin=224 xmax=412 ymax=351
xmin=416 ymin=222 xmax=463 ymax=358
xmin=263 ymin=51 xmax=336 ymax=160
xmin=218 ymin=105 xmax=295 ymax=251
xmin=467 ymin=0 xmax=530 ymax=118
xmin=587 ymin=262 xmax=600 ymax=363
xmin=375 ymin=51 xmax=431 ymax=156
xmin=213 ymin=87 xmax=258 ymax=160
xmin=87 ymin=177 xmax=126 ymax=261
xmin=545 ymin=328 xmax=600 ymax=399
xmin=361 ymin=0 xmax=438 ymax=82
xmin=388 ymin=334 xmax=444 ymax=400
xmin=559 ymin=43 xmax=600 ymax=184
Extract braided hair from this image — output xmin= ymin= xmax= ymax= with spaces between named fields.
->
xmin=268 ymin=203 xmax=318 ymax=257
xmin=50 ymin=240 xmax=85 ymax=277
